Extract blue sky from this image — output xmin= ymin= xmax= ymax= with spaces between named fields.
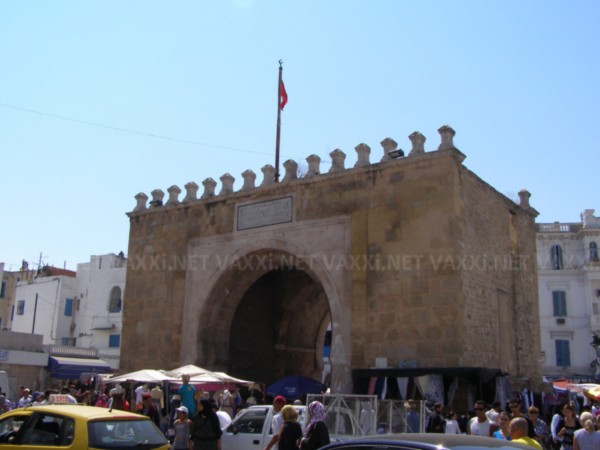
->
xmin=1 ymin=1 xmax=598 ymax=271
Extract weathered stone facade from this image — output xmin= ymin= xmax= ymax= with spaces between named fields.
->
xmin=122 ymin=126 xmax=543 ymax=395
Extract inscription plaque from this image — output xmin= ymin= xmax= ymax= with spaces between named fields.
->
xmin=237 ymin=196 xmax=293 ymax=230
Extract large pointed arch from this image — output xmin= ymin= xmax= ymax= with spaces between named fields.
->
xmin=181 ymin=216 xmax=352 ymax=392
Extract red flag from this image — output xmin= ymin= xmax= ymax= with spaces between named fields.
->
xmin=279 ymin=79 xmax=288 ymax=110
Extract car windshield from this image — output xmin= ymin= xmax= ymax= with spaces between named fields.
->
xmin=228 ymin=407 xmax=268 ymax=434
xmin=88 ymin=419 xmax=168 ymax=449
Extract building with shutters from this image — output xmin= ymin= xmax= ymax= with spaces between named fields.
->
xmin=536 ymin=209 xmax=600 ymax=380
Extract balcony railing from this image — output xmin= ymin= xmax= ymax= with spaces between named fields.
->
xmin=44 ymin=345 xmax=98 ymax=358
xmin=537 ymin=224 xmax=572 ymax=232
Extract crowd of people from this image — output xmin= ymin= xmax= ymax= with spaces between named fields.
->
xmin=420 ymin=397 xmax=600 ymax=450
xmin=0 ymin=377 xmax=330 ymax=450
xmin=264 ymin=395 xmax=330 ymax=450
xmin=0 ymin=384 xmax=85 ymax=412
xmin=7 ymin=379 xmax=600 ymax=450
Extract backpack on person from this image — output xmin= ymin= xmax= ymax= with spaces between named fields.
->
xmin=192 ymin=417 xmax=216 ymax=440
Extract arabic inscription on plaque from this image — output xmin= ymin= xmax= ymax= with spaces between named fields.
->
xmin=237 ymin=197 xmax=293 ymax=231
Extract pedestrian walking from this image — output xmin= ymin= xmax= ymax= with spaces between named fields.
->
xmin=278 ymin=405 xmax=303 ymax=450
xmin=173 ymin=405 xmax=193 ymax=450
xmin=191 ymin=399 xmax=222 ymax=450
xmin=299 ymin=400 xmax=330 ymax=450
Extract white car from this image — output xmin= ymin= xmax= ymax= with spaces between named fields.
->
xmin=221 ymin=405 xmax=305 ymax=450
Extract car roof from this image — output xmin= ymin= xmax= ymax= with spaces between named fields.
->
xmin=18 ymin=405 xmax=149 ymax=421
xmin=327 ymin=433 xmax=533 ymax=449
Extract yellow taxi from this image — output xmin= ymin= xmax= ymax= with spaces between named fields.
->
xmin=0 ymin=396 xmax=170 ymax=449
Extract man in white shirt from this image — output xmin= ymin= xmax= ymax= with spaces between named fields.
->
xmin=468 ymin=400 xmax=492 ymax=437
xmin=211 ymin=402 xmax=232 ymax=429
xmin=486 ymin=401 xmax=502 ymax=425
xmin=264 ymin=395 xmax=287 ymax=450
xmin=17 ymin=389 xmax=32 ymax=408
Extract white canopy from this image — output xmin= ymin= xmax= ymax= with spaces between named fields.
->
xmin=167 ymin=364 xmax=214 ymax=377
xmin=167 ymin=365 xmax=253 ymax=386
xmin=212 ymin=371 xmax=253 ymax=385
xmin=107 ymin=366 xmax=253 ymax=387
xmin=108 ymin=369 xmax=177 ymax=383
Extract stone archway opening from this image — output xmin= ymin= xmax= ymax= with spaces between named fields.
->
xmin=229 ymin=267 xmax=331 ymax=385
xmin=188 ymin=232 xmax=352 ymax=393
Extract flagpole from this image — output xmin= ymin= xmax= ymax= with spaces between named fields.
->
xmin=275 ymin=59 xmax=283 ymax=183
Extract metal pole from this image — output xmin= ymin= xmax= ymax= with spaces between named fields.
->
xmin=32 ymin=293 xmax=38 ymax=334
xmin=275 ymin=60 xmax=283 ymax=183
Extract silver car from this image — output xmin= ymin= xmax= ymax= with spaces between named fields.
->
xmin=319 ymin=433 xmax=535 ymax=450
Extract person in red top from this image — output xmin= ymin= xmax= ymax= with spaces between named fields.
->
xmin=95 ymin=393 xmax=109 ymax=408
xmin=140 ymin=393 xmax=160 ymax=427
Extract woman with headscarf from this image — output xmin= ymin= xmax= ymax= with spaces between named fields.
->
xmin=300 ymin=401 xmax=330 ymax=450
xmin=191 ymin=399 xmax=222 ymax=450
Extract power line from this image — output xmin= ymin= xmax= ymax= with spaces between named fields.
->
xmin=0 ymin=101 xmax=333 ymax=166
xmin=0 ymin=101 xmax=274 ymax=157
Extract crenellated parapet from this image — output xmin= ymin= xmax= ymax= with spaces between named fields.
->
xmin=201 ymin=178 xmax=217 ymax=199
xmin=380 ymin=138 xmax=397 ymax=162
xmin=282 ymin=160 xmax=298 ymax=182
xmin=329 ymin=149 xmax=346 ymax=173
xmin=261 ymin=165 xmax=276 ymax=187
xmin=183 ymin=182 xmax=199 ymax=202
xmin=166 ymin=185 xmax=181 ymax=207
xmin=409 ymin=132 xmax=426 ymax=155
xmin=437 ymin=125 xmax=457 ymax=151
xmin=150 ymin=189 xmax=164 ymax=208
xmin=306 ymin=154 xmax=321 ymax=177
xmin=241 ymin=170 xmax=256 ymax=191
xmin=219 ymin=173 xmax=235 ymax=195
xmin=129 ymin=125 xmax=524 ymax=213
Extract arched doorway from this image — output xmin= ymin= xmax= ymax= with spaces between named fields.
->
xmin=229 ymin=267 xmax=331 ymax=384
xmin=195 ymin=250 xmax=332 ymax=385
xmin=181 ymin=217 xmax=353 ymax=394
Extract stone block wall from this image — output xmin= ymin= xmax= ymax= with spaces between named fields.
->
xmin=458 ymin=170 xmax=542 ymax=388
xmin=122 ymin=126 xmax=542 ymax=391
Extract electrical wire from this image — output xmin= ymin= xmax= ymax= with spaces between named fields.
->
xmin=0 ymin=101 xmax=277 ymax=157
xmin=0 ymin=101 xmax=333 ymax=165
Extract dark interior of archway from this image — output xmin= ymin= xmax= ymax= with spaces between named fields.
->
xmin=229 ymin=268 xmax=330 ymax=385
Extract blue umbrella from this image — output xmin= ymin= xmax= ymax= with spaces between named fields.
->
xmin=266 ymin=375 xmax=326 ymax=400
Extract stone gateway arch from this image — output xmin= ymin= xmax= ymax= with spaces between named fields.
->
xmin=181 ymin=219 xmax=352 ymax=392
xmin=122 ymin=126 xmax=544 ymax=401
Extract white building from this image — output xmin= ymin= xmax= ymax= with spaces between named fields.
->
xmin=1 ymin=263 xmax=37 ymax=332
xmin=7 ymin=254 xmax=126 ymax=380
xmin=73 ymin=253 xmax=126 ymax=370
xmin=536 ymin=209 xmax=600 ymax=380
xmin=11 ymin=268 xmax=78 ymax=345
xmin=0 ymin=262 xmax=5 ymax=328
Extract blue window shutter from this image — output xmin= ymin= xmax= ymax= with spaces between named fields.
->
xmin=591 ymin=242 xmax=599 ymax=261
xmin=109 ymin=334 xmax=121 ymax=348
xmin=551 ymin=245 xmax=564 ymax=269
xmin=552 ymin=291 xmax=567 ymax=317
xmin=555 ymin=340 xmax=571 ymax=367
xmin=64 ymin=298 xmax=73 ymax=317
